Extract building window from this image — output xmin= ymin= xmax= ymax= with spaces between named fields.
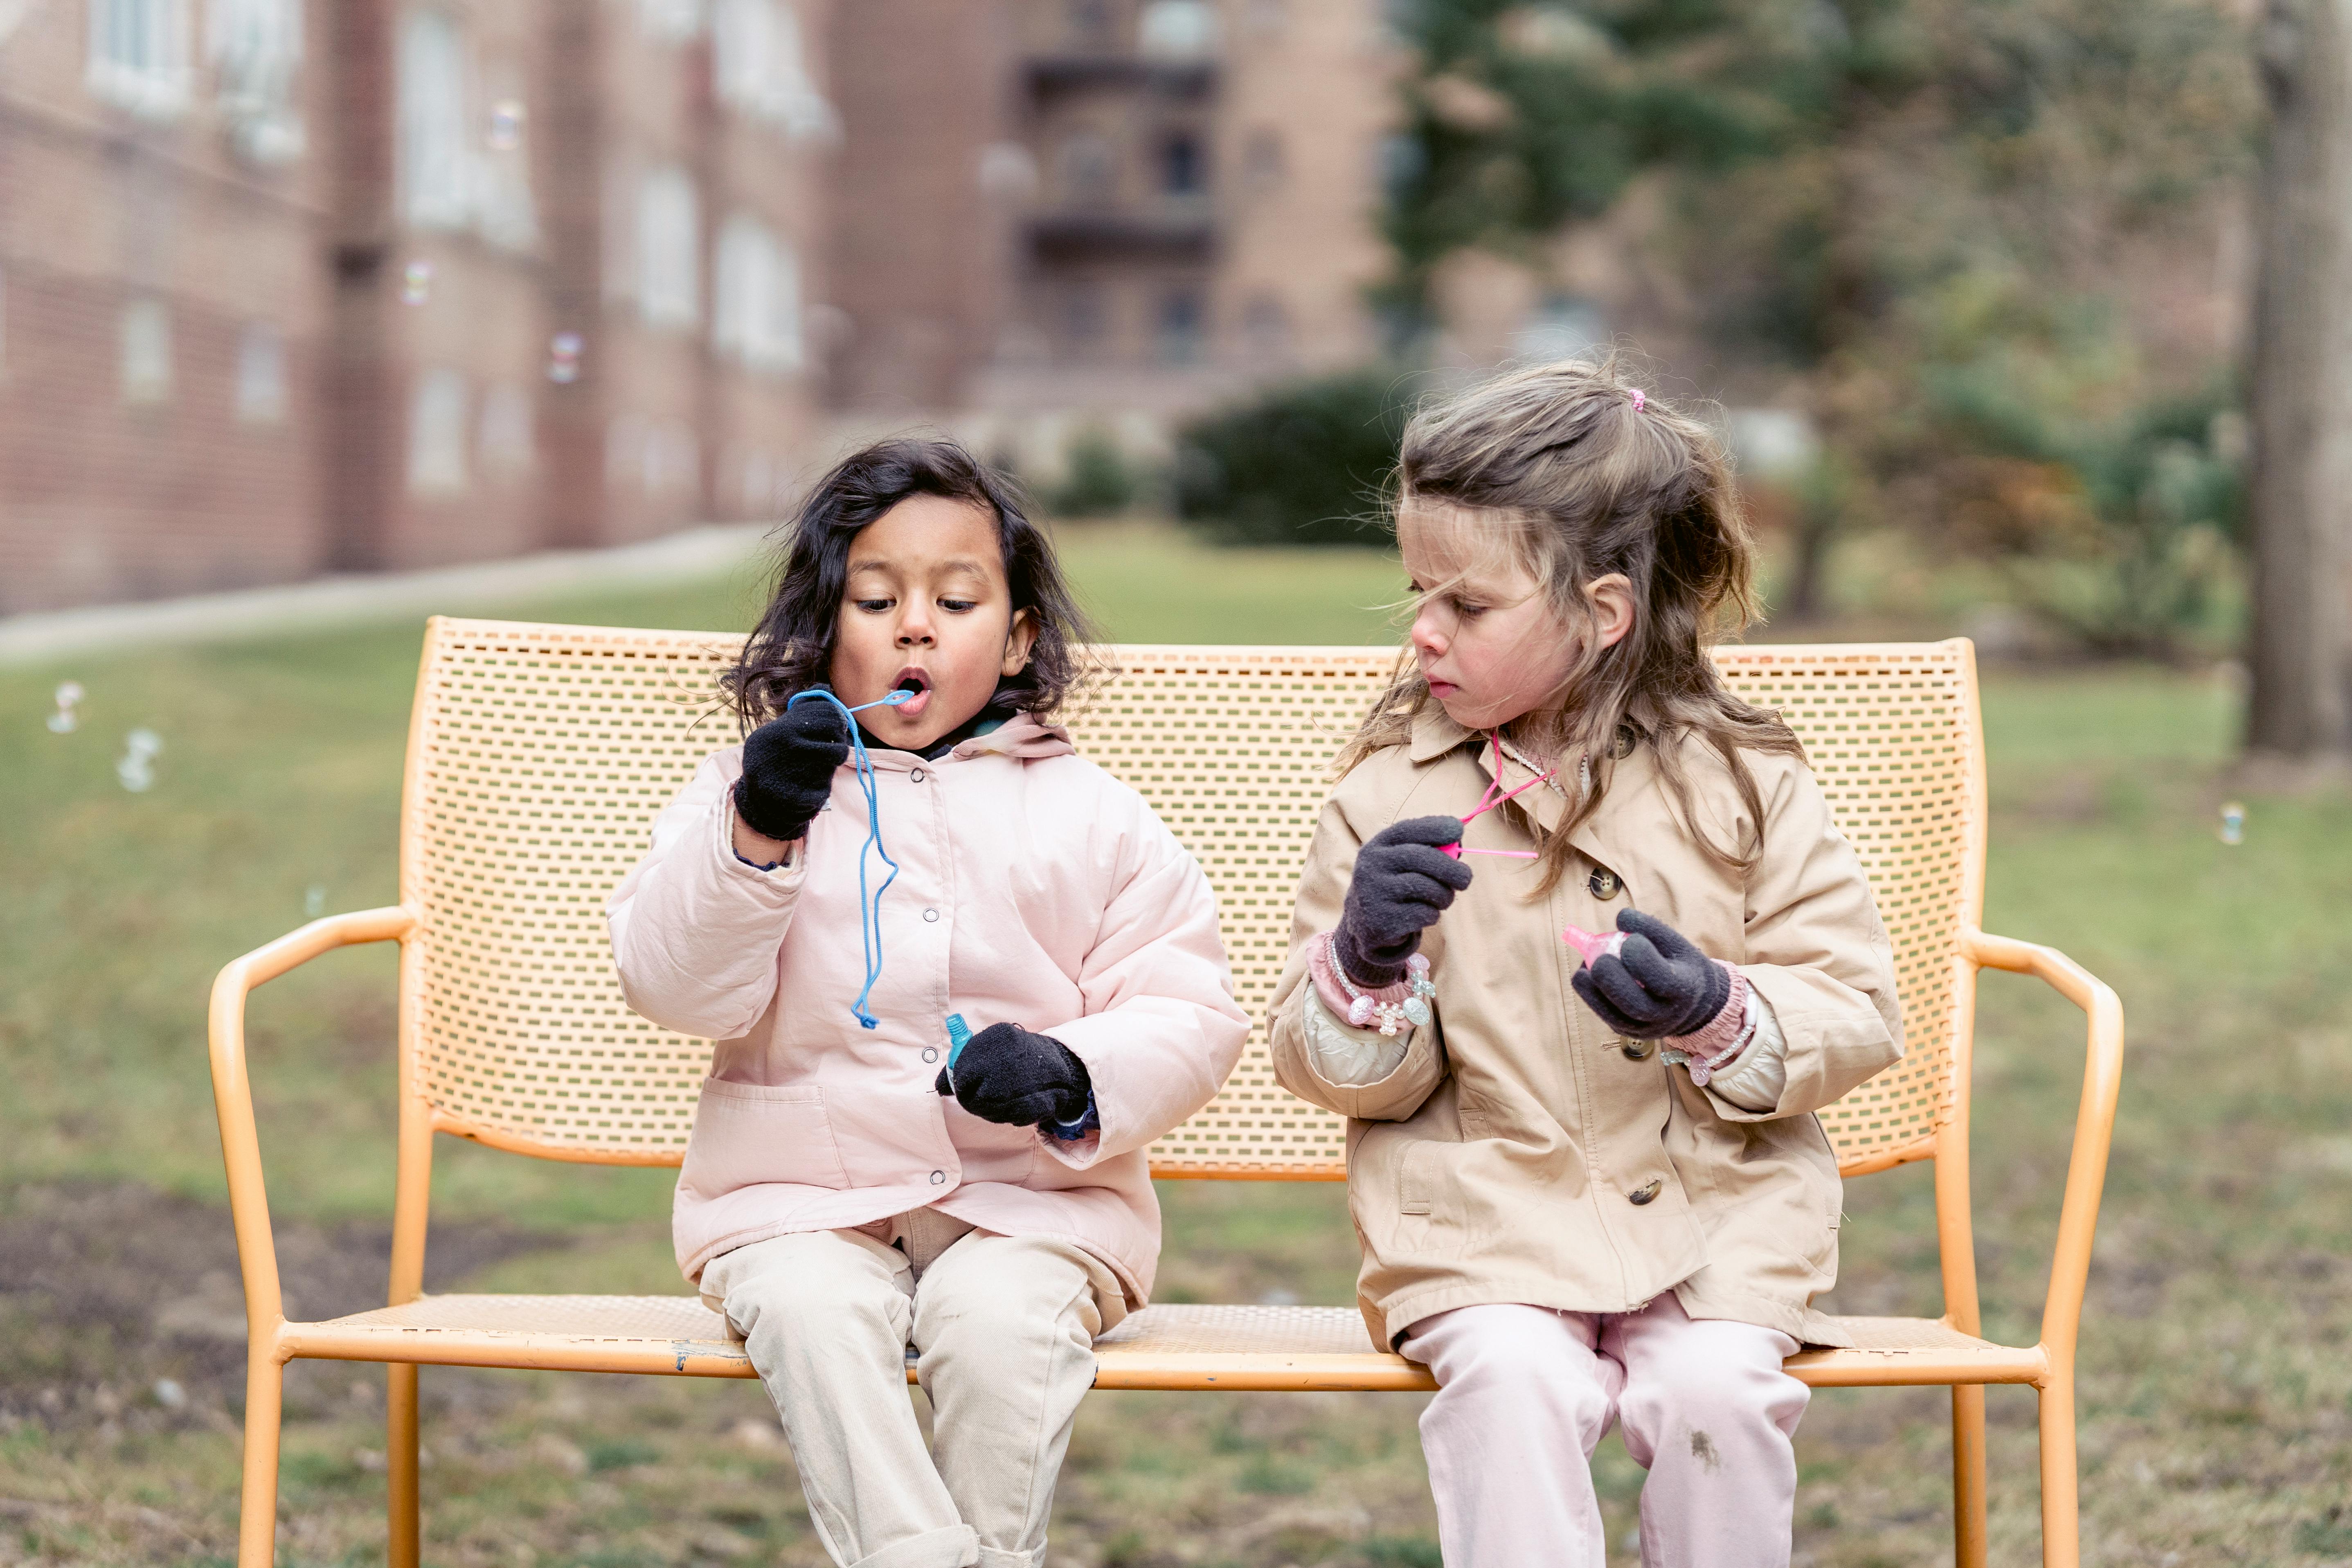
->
xmin=1242 ymin=294 xmax=1289 ymax=358
xmin=478 ymin=383 xmax=534 ymax=477
xmin=605 ymin=414 xmax=644 ymax=492
xmin=210 ymin=0 xmax=304 ymax=165
xmin=1057 ymin=131 xmax=1115 ymax=204
xmin=1510 ymin=295 xmax=1607 ymax=362
xmin=714 ymin=0 xmax=837 ymax=140
xmin=1155 ymin=288 xmax=1204 ymax=364
xmin=399 ymin=11 xmax=470 ymax=230
xmin=714 ymin=214 xmax=804 ymax=376
xmin=1060 ymin=280 xmax=1109 ymax=353
xmin=1067 ymin=0 xmax=1115 ymax=48
xmin=88 ymin=0 xmax=191 ymax=119
xmin=119 ymin=299 xmax=173 ymax=405
xmin=407 ymin=368 xmax=470 ymax=495
xmin=1138 ymin=0 xmax=1216 ymax=57
xmin=1159 ymin=131 xmax=1204 ymax=196
xmin=637 ymin=167 xmax=701 ymax=329
xmin=648 ymin=420 xmax=700 ymax=498
xmin=638 ymin=0 xmax=706 ymax=43
xmin=235 ymin=322 xmax=287 ymax=424
xmin=1242 ymin=128 xmax=1284 ymax=190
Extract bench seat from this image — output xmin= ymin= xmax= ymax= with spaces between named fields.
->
xmin=279 ymin=1294 xmax=2046 ymax=1393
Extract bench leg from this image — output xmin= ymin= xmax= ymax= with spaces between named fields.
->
xmin=388 ymin=1363 xmax=421 ymax=1568
xmin=2039 ymin=1371 xmax=2080 ymax=1568
xmin=237 ymin=1353 xmax=283 ymax=1568
xmin=1951 ymin=1385 xmax=1987 ymax=1568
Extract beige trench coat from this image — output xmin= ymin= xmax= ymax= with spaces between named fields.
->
xmin=1269 ymin=710 xmax=1904 ymax=1350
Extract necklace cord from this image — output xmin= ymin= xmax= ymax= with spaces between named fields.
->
xmin=787 ymin=689 xmax=903 ymax=1028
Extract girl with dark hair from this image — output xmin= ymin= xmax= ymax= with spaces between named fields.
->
xmin=1268 ymin=363 xmax=1904 ymax=1568
xmin=609 ymin=436 xmax=1249 ymax=1568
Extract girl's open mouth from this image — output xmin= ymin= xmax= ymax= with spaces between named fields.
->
xmin=889 ymin=670 xmax=932 ymax=718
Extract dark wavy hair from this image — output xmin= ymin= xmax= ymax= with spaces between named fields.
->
xmin=720 ymin=436 xmax=1099 ymax=731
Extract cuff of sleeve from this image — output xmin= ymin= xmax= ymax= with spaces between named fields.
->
xmin=1700 ymin=989 xmax=1789 ymax=1113
xmin=1307 ymin=932 xmax=1429 ymax=1035
xmin=721 ymin=795 xmax=797 ymax=875
xmin=1045 ymin=1091 xmax=1100 ymax=1142
xmin=1662 ymin=963 xmax=1752 ymax=1081
xmin=1303 ymin=987 xmax=1414 ymax=1087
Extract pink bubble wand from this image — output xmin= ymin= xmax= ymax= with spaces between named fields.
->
xmin=1440 ymin=732 xmax=1549 ymax=860
xmin=1559 ymin=923 xmax=1628 ymax=964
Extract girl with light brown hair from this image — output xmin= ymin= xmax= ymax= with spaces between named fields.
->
xmin=1270 ymin=360 xmax=1905 ymax=1568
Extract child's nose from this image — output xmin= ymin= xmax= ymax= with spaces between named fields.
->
xmin=896 ymin=606 xmax=935 ymax=646
xmin=1410 ymin=610 xmax=1448 ymax=658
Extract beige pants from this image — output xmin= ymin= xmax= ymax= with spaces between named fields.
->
xmin=702 ymin=1211 xmax=1119 ymax=1568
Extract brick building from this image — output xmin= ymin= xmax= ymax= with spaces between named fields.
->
xmin=0 ymin=0 xmax=328 ymax=610
xmin=0 ymin=0 xmax=833 ymax=613
xmin=828 ymin=0 xmax=1402 ymax=472
xmin=0 ymin=0 xmax=1411 ymax=614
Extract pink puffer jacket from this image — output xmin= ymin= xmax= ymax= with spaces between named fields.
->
xmin=608 ymin=713 xmax=1249 ymax=1307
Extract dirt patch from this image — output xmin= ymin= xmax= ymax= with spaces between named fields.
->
xmin=0 ymin=1181 xmax=559 ymax=1424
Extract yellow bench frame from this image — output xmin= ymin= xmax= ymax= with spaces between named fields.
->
xmin=210 ymin=622 xmax=2123 ymax=1567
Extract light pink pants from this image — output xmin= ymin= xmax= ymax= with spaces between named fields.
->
xmin=1401 ymin=1295 xmax=1808 ymax=1568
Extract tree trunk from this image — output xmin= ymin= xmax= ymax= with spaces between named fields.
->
xmin=2247 ymin=0 xmax=2352 ymax=756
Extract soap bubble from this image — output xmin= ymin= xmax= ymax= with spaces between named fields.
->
xmin=401 ymin=260 xmax=434 ymax=306
xmin=487 ymin=99 xmax=526 ymax=151
xmin=305 ymin=884 xmax=327 ymax=918
xmin=117 ymin=728 xmax=161 ymax=792
xmin=46 ymin=680 xmax=84 ymax=734
xmin=2219 ymin=801 xmax=2244 ymax=846
xmin=547 ymin=331 xmax=584 ymax=384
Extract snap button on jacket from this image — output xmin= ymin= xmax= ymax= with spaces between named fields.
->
xmin=1269 ymin=711 xmax=1904 ymax=1350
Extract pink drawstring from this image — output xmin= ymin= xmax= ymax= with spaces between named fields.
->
xmin=1443 ymin=733 xmax=1549 ymax=860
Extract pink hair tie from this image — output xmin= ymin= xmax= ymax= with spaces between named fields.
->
xmin=1628 ymin=389 xmax=1647 ymax=412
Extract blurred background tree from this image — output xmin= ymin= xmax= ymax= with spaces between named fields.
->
xmin=1369 ymin=0 xmax=2255 ymax=648
xmin=2247 ymin=0 xmax=2352 ymax=758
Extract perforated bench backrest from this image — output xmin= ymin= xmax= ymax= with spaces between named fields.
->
xmin=400 ymin=621 xmax=1981 ymax=1178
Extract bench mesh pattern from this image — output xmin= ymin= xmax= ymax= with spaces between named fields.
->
xmin=404 ymin=623 xmax=1975 ymax=1175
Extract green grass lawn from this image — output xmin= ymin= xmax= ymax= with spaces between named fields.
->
xmin=2 ymin=524 xmax=2349 ymax=1567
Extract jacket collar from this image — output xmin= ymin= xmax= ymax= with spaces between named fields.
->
xmin=854 ymin=710 xmax=1076 ymax=771
xmin=1405 ymin=705 xmax=1661 ymax=870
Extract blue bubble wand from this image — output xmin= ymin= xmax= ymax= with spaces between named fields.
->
xmin=786 ymin=686 xmax=913 ymax=1029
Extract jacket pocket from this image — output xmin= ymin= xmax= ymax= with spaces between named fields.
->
xmin=680 ymin=1078 xmax=849 ymax=1196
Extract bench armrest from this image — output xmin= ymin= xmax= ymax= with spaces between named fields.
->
xmin=209 ymin=907 xmax=417 ymax=1339
xmin=1962 ymin=928 xmax=2126 ymax=1374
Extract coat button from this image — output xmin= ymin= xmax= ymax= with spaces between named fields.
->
xmin=930 ymin=1170 xmax=946 ymax=1185
xmin=909 ymin=768 xmax=925 ymax=783
xmin=1588 ymin=868 xmax=1621 ymax=900
xmin=1627 ymin=1179 xmax=1662 ymax=1206
xmin=922 ymin=1047 xmax=939 ymax=1064
xmin=1620 ymin=1039 xmax=1654 ymax=1061
xmin=923 ymin=908 xmax=940 ymax=922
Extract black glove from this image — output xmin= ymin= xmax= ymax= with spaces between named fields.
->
xmin=732 ymin=701 xmax=849 ymax=842
xmin=1570 ymin=909 xmax=1732 ymax=1039
xmin=1333 ymin=815 xmax=1474 ymax=987
xmin=934 ymin=1023 xmax=1092 ymax=1127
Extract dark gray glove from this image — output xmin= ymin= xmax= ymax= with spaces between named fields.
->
xmin=1570 ymin=909 xmax=1732 ymax=1039
xmin=733 ymin=702 xmax=849 ymax=842
xmin=935 ymin=1023 xmax=1092 ymax=1127
xmin=1334 ymin=815 xmax=1473 ymax=987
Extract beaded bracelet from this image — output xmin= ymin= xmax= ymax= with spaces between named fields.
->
xmin=1323 ymin=935 xmax=1436 ymax=1037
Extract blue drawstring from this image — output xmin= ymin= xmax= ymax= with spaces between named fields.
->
xmin=786 ymin=687 xmax=911 ymax=1029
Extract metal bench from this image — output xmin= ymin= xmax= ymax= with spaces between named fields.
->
xmin=211 ymin=620 xmax=2123 ymax=1568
